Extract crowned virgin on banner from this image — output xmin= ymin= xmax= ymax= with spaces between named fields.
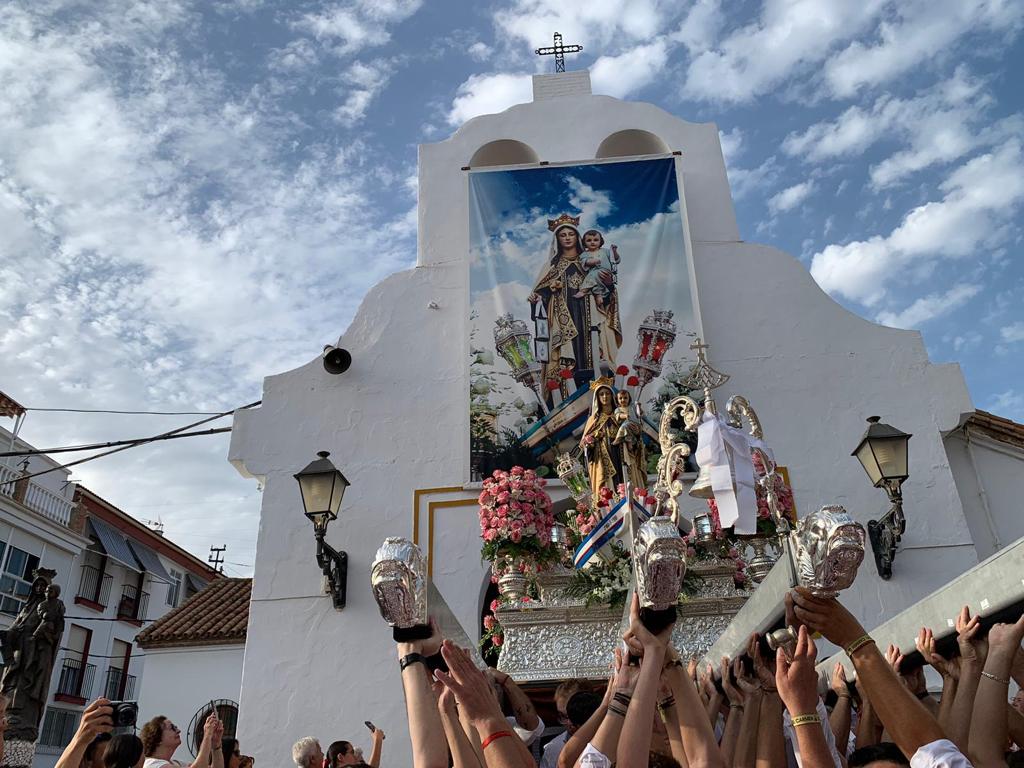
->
xmin=469 ymin=157 xmax=701 ymax=482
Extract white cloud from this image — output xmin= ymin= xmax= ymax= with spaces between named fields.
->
xmin=727 ymin=155 xmax=782 ymax=200
xmin=494 ymin=0 xmax=664 ymax=50
xmin=875 ymin=284 xmax=982 ymax=328
xmin=810 ymin=140 xmax=1024 ymax=305
xmin=718 ymin=127 xmax=744 ymax=167
xmin=292 ymin=0 xmax=422 ymax=54
xmin=0 ymin=2 xmax=418 ymax=568
xmin=590 ymin=39 xmax=669 ymax=99
xmin=682 ymin=0 xmax=886 ymax=103
xmin=989 ymin=389 xmax=1024 ymax=420
xmin=468 ymin=42 xmax=491 ymax=62
xmin=824 ymin=0 xmax=1024 ymax=97
xmin=1001 ymin=322 xmax=1024 ymax=343
xmin=447 ymin=72 xmax=533 ymax=126
xmin=767 ymin=180 xmax=815 ymax=214
xmin=334 ymin=59 xmax=392 ymax=126
xmin=782 ymin=67 xmax=1015 ymax=188
xmin=673 ymin=0 xmax=722 ymax=54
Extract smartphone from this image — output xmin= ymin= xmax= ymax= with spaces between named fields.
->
xmin=364 ymin=721 xmax=375 ymax=733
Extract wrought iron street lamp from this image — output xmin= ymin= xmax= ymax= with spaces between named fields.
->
xmin=294 ymin=451 xmax=350 ymax=609
xmin=851 ymin=416 xmax=911 ymax=580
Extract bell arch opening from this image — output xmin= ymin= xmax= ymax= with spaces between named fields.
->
xmin=469 ymin=139 xmax=540 ymax=168
xmin=595 ymin=130 xmax=670 ymax=159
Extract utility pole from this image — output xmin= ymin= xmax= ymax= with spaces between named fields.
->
xmin=209 ymin=545 xmax=226 ymax=574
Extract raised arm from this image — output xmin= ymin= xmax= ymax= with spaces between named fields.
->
xmin=915 ymin=627 xmax=959 ymax=735
xmin=776 ymin=627 xmax=834 ymax=768
xmin=367 ymin=726 xmax=385 ymax=768
xmin=190 ymin=712 xmax=220 ymax=768
xmin=436 ymin=641 xmax=534 ymax=768
xmin=949 ymin=605 xmax=987 ymax=754
xmin=55 ymin=699 xmax=113 ymax=768
xmin=398 ymin=619 xmax=449 ymax=768
xmin=491 ymin=669 xmax=540 ymax=732
xmin=718 ymin=658 xmax=745 ymax=767
xmin=750 ymin=634 xmax=785 ymax=768
xmin=791 ymin=589 xmax=946 ymax=760
xmin=969 ymin=616 xmax=1024 ymax=767
xmin=438 ymin=685 xmax=482 ymax=768
xmin=617 ymin=594 xmax=674 ymax=768
xmin=733 ymin=670 xmax=763 ymax=768
xmin=663 ymin=645 xmax=724 ymax=768
xmin=828 ymin=663 xmax=852 ymax=758
xmin=559 ymin=655 xmax=616 ymax=768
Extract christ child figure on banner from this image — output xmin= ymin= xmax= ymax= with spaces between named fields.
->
xmin=529 ymin=215 xmax=622 ymax=398
xmin=574 ymin=229 xmax=619 ymax=309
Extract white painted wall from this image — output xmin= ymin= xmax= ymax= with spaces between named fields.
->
xmin=228 ymin=77 xmax=979 ymax=768
xmin=946 ymin=430 xmax=1024 ymax=560
xmin=134 ymin=645 xmax=244 ymax=756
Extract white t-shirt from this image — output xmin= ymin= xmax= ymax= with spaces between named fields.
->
xmin=144 ymin=759 xmax=182 ymax=768
xmin=507 ymin=715 xmax=546 ymax=747
xmin=578 ymin=743 xmax=611 ymax=768
xmin=540 ymin=731 xmax=568 ymax=768
xmin=910 ymin=740 xmax=975 ymax=768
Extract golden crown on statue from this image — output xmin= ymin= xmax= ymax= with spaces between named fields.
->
xmin=548 ymin=213 xmax=581 ymax=231
xmin=589 ymin=376 xmax=614 ymax=390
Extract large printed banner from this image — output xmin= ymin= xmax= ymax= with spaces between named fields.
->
xmin=468 ymin=157 xmax=700 ymax=481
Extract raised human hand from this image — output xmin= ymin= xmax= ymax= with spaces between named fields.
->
xmin=955 ymin=606 xmax=988 ymax=666
xmin=77 ymin=698 xmax=114 ymax=740
xmin=986 ymin=615 xmax=1024 ymax=663
xmin=699 ymin=663 xmax=717 ymax=702
xmin=203 ymin=712 xmax=220 ymax=740
xmin=436 ymin=640 xmax=504 ymax=727
xmin=398 ymin=617 xmax=442 ymax=658
xmin=885 ymin=644 xmax=905 ymax=677
xmin=720 ymin=656 xmax=743 ymax=705
xmin=790 ymin=588 xmax=866 ymax=649
xmin=775 ymin=626 xmax=820 ymax=716
xmin=915 ymin=627 xmax=957 ymax=679
xmin=748 ymin=633 xmax=776 ymax=691
xmin=687 ymin=656 xmax=699 ymax=685
xmin=438 ymin=683 xmax=457 ymax=715
xmin=613 ymin=645 xmax=642 ymax=695
xmin=623 ymin=593 xmax=674 ymax=653
xmin=830 ymin=661 xmax=848 ymax=695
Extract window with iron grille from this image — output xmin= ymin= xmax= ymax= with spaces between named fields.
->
xmin=167 ymin=569 xmax=183 ymax=607
xmin=0 ymin=546 xmax=40 ymax=616
xmin=39 ymin=708 xmax=80 ymax=749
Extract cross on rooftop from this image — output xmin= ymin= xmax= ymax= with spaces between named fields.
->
xmin=535 ymin=32 xmax=583 ymax=73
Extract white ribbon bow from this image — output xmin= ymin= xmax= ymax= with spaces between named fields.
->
xmin=695 ymin=412 xmax=760 ymax=535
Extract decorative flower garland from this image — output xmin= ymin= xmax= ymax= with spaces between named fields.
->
xmin=477 ymin=466 xmax=557 ymax=566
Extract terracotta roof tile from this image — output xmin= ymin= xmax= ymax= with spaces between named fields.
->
xmin=137 ymin=578 xmax=251 ymax=649
xmin=966 ymin=410 xmax=1024 ymax=450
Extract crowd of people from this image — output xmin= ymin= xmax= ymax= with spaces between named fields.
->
xmin=384 ymin=590 xmax=1022 ymax=768
xmin=36 ymin=589 xmax=1023 ymax=768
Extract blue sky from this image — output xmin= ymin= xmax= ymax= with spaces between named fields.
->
xmin=1 ymin=0 xmax=1021 ymax=571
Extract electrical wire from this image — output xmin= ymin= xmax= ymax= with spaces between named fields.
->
xmin=0 ymin=401 xmax=261 ymax=485
xmin=27 ymin=407 xmax=226 ymax=416
xmin=0 ymin=427 xmax=233 ymax=457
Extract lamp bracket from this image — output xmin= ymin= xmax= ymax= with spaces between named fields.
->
xmin=315 ymin=533 xmax=348 ymax=610
xmin=867 ymin=497 xmax=904 ymax=581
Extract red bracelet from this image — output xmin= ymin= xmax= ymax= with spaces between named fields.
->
xmin=480 ymin=730 xmax=513 ymax=750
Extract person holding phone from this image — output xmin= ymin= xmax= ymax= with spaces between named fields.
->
xmin=325 ymin=725 xmax=384 ymax=768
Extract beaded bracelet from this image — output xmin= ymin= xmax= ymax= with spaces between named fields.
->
xmin=657 ymin=696 xmax=676 ymax=710
xmin=844 ymin=634 xmax=875 ymax=657
xmin=613 ymin=692 xmax=633 ymax=706
xmin=790 ymin=713 xmax=822 ymax=727
xmin=608 ymin=704 xmax=628 ymax=717
xmin=480 ymin=731 xmax=513 ymax=750
xmin=981 ymin=670 xmax=1010 ymax=685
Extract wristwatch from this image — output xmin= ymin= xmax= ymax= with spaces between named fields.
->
xmin=399 ymin=652 xmax=428 ymax=671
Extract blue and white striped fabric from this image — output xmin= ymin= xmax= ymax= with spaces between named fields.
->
xmin=573 ymin=495 xmax=654 ymax=568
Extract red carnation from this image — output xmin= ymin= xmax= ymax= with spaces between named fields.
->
xmin=626 ymin=376 xmax=639 ymax=386
xmin=546 ymin=379 xmax=561 ymax=391
xmin=616 ymin=365 xmax=630 ymax=375
xmin=560 ymin=368 xmax=574 ymax=379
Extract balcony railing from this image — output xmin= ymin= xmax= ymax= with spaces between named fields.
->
xmin=116 ymin=584 xmax=149 ymax=622
xmin=103 ymin=668 xmax=136 ymax=700
xmin=0 ymin=463 xmax=74 ymax=526
xmin=76 ymin=565 xmax=112 ymax=608
xmin=56 ymin=657 xmax=96 ymax=700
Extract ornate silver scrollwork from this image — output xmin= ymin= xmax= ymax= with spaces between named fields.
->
xmin=652 ymin=395 xmax=701 ymax=527
xmin=725 ymin=395 xmax=763 ymax=440
xmin=633 ymin=516 xmax=688 ymax=611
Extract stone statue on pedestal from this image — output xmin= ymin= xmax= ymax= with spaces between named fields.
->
xmin=1 ymin=568 xmax=65 ymax=768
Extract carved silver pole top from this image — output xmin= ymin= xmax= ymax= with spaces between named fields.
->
xmin=681 ymin=338 xmax=730 ymax=415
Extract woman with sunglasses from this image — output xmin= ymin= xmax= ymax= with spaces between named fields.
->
xmin=140 ymin=711 xmax=223 ymax=768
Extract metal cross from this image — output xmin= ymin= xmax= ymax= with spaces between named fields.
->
xmin=534 ymin=32 xmax=583 ymax=73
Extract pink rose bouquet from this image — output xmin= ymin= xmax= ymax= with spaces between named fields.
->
xmin=479 ymin=466 xmax=557 ymax=565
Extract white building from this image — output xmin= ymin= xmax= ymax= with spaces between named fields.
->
xmin=31 ymin=487 xmax=219 ymax=768
xmin=134 ymin=578 xmax=250 ymax=759
xmin=225 ymin=71 xmax=1024 ymax=766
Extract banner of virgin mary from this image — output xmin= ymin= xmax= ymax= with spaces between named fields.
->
xmin=468 ymin=157 xmax=701 ymax=481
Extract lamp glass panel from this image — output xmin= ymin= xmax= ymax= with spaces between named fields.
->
xmin=855 ymin=441 xmax=882 ymax=486
xmin=299 ymin=471 xmax=338 ymax=517
xmin=328 ymin=475 xmax=348 ymax=516
xmin=872 ymin=437 xmax=908 ymax=480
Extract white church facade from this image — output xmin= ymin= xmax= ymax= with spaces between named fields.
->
xmin=226 ymin=70 xmax=1024 ymax=767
